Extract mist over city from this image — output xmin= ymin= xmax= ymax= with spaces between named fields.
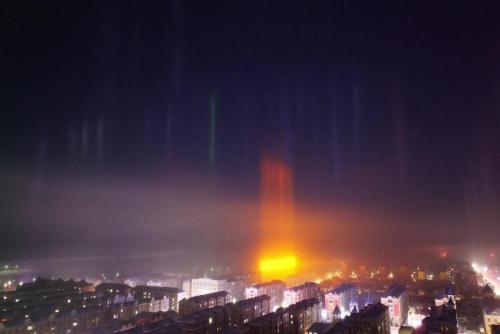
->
xmin=1 ymin=1 xmax=500 ymax=334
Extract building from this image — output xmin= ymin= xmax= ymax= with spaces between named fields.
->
xmin=419 ymin=304 xmax=457 ymax=334
xmin=133 ymin=285 xmax=185 ymax=312
xmin=283 ymin=282 xmax=320 ymax=308
xmin=287 ymin=299 xmax=321 ymax=334
xmin=343 ymin=303 xmax=390 ymax=334
xmin=246 ymin=281 xmax=286 ymax=310
xmin=434 ymin=287 xmax=456 ymax=309
xmin=380 ymin=286 xmax=409 ymax=333
xmin=407 ymin=295 xmax=432 ymax=329
xmin=223 ymin=326 xmax=251 ymax=334
xmin=95 ymin=282 xmax=132 ymax=298
xmin=95 ymin=283 xmax=134 ymax=306
xmin=245 ymin=313 xmax=280 ymax=334
xmin=307 ymin=322 xmax=334 ymax=334
xmin=228 ymin=295 xmax=271 ymax=326
xmin=92 ymin=307 xmax=222 ymax=334
xmin=146 ymin=275 xmax=185 ymax=289
xmin=324 ymin=284 xmax=358 ymax=321
xmin=483 ymin=284 xmax=496 ymax=300
xmin=179 ymin=291 xmax=231 ymax=315
xmin=12 ymin=277 xmax=94 ymax=294
xmin=324 ymin=321 xmax=350 ymax=334
xmin=227 ymin=278 xmax=247 ymax=303
xmin=244 ymin=298 xmax=320 ymax=334
xmin=176 ymin=306 xmax=229 ymax=334
xmin=184 ymin=279 xmax=193 ymax=299
xmin=190 ymin=278 xmax=229 ymax=298
xmin=483 ymin=303 xmax=500 ymax=334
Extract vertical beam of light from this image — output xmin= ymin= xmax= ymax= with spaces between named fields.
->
xmin=68 ymin=122 xmax=77 ymax=162
xmin=351 ymin=70 xmax=361 ymax=146
xmin=391 ymin=78 xmax=407 ymax=178
xmin=96 ymin=117 xmax=104 ymax=167
xmin=81 ymin=121 xmax=89 ymax=163
xmin=165 ymin=106 xmax=172 ymax=163
xmin=209 ymin=93 xmax=217 ymax=167
xmin=329 ymin=78 xmax=341 ymax=181
xmin=259 ymin=155 xmax=297 ymax=281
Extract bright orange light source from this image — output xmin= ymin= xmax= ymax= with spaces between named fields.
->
xmin=259 ymin=255 xmax=297 ymax=280
xmin=258 ymin=155 xmax=298 ymax=281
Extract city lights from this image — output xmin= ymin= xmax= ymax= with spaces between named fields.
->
xmin=0 ymin=2 xmax=498 ymax=334
xmin=472 ymin=261 xmax=500 ymax=296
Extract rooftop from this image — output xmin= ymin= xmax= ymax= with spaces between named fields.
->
xmin=251 ymin=280 xmax=285 ymax=289
xmin=330 ymin=283 xmax=356 ymax=295
xmin=287 ymin=298 xmax=319 ymax=312
xmin=355 ymin=303 xmax=388 ymax=319
xmin=133 ymin=285 xmax=181 ymax=294
xmin=183 ymin=291 xmax=228 ymax=303
xmin=235 ymin=295 xmax=270 ymax=307
xmin=286 ymin=282 xmax=318 ymax=292
xmin=96 ymin=282 xmax=131 ymax=290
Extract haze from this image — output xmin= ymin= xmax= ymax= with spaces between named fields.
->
xmin=1 ymin=1 xmax=500 ymax=275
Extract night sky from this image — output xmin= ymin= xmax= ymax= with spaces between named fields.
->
xmin=1 ymin=1 xmax=500 ymax=269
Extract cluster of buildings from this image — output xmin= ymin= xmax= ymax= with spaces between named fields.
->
xmin=3 ymin=260 xmax=499 ymax=334
xmin=0 ymin=278 xmax=183 ymax=334
xmin=306 ymin=297 xmax=455 ymax=334
xmin=0 ymin=275 xmax=422 ymax=334
xmin=305 ymin=302 xmax=391 ymax=334
xmin=89 ymin=296 xmax=321 ymax=334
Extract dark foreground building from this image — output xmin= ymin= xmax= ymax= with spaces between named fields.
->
xmin=323 ymin=303 xmax=390 ymax=334
xmin=179 ymin=291 xmax=231 ymax=316
xmin=416 ymin=303 xmax=457 ymax=334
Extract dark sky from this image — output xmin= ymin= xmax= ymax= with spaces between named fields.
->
xmin=1 ymin=1 xmax=500 ymax=268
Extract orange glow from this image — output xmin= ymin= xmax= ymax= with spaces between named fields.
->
xmin=259 ymin=155 xmax=297 ymax=280
xmin=259 ymin=256 xmax=297 ymax=278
